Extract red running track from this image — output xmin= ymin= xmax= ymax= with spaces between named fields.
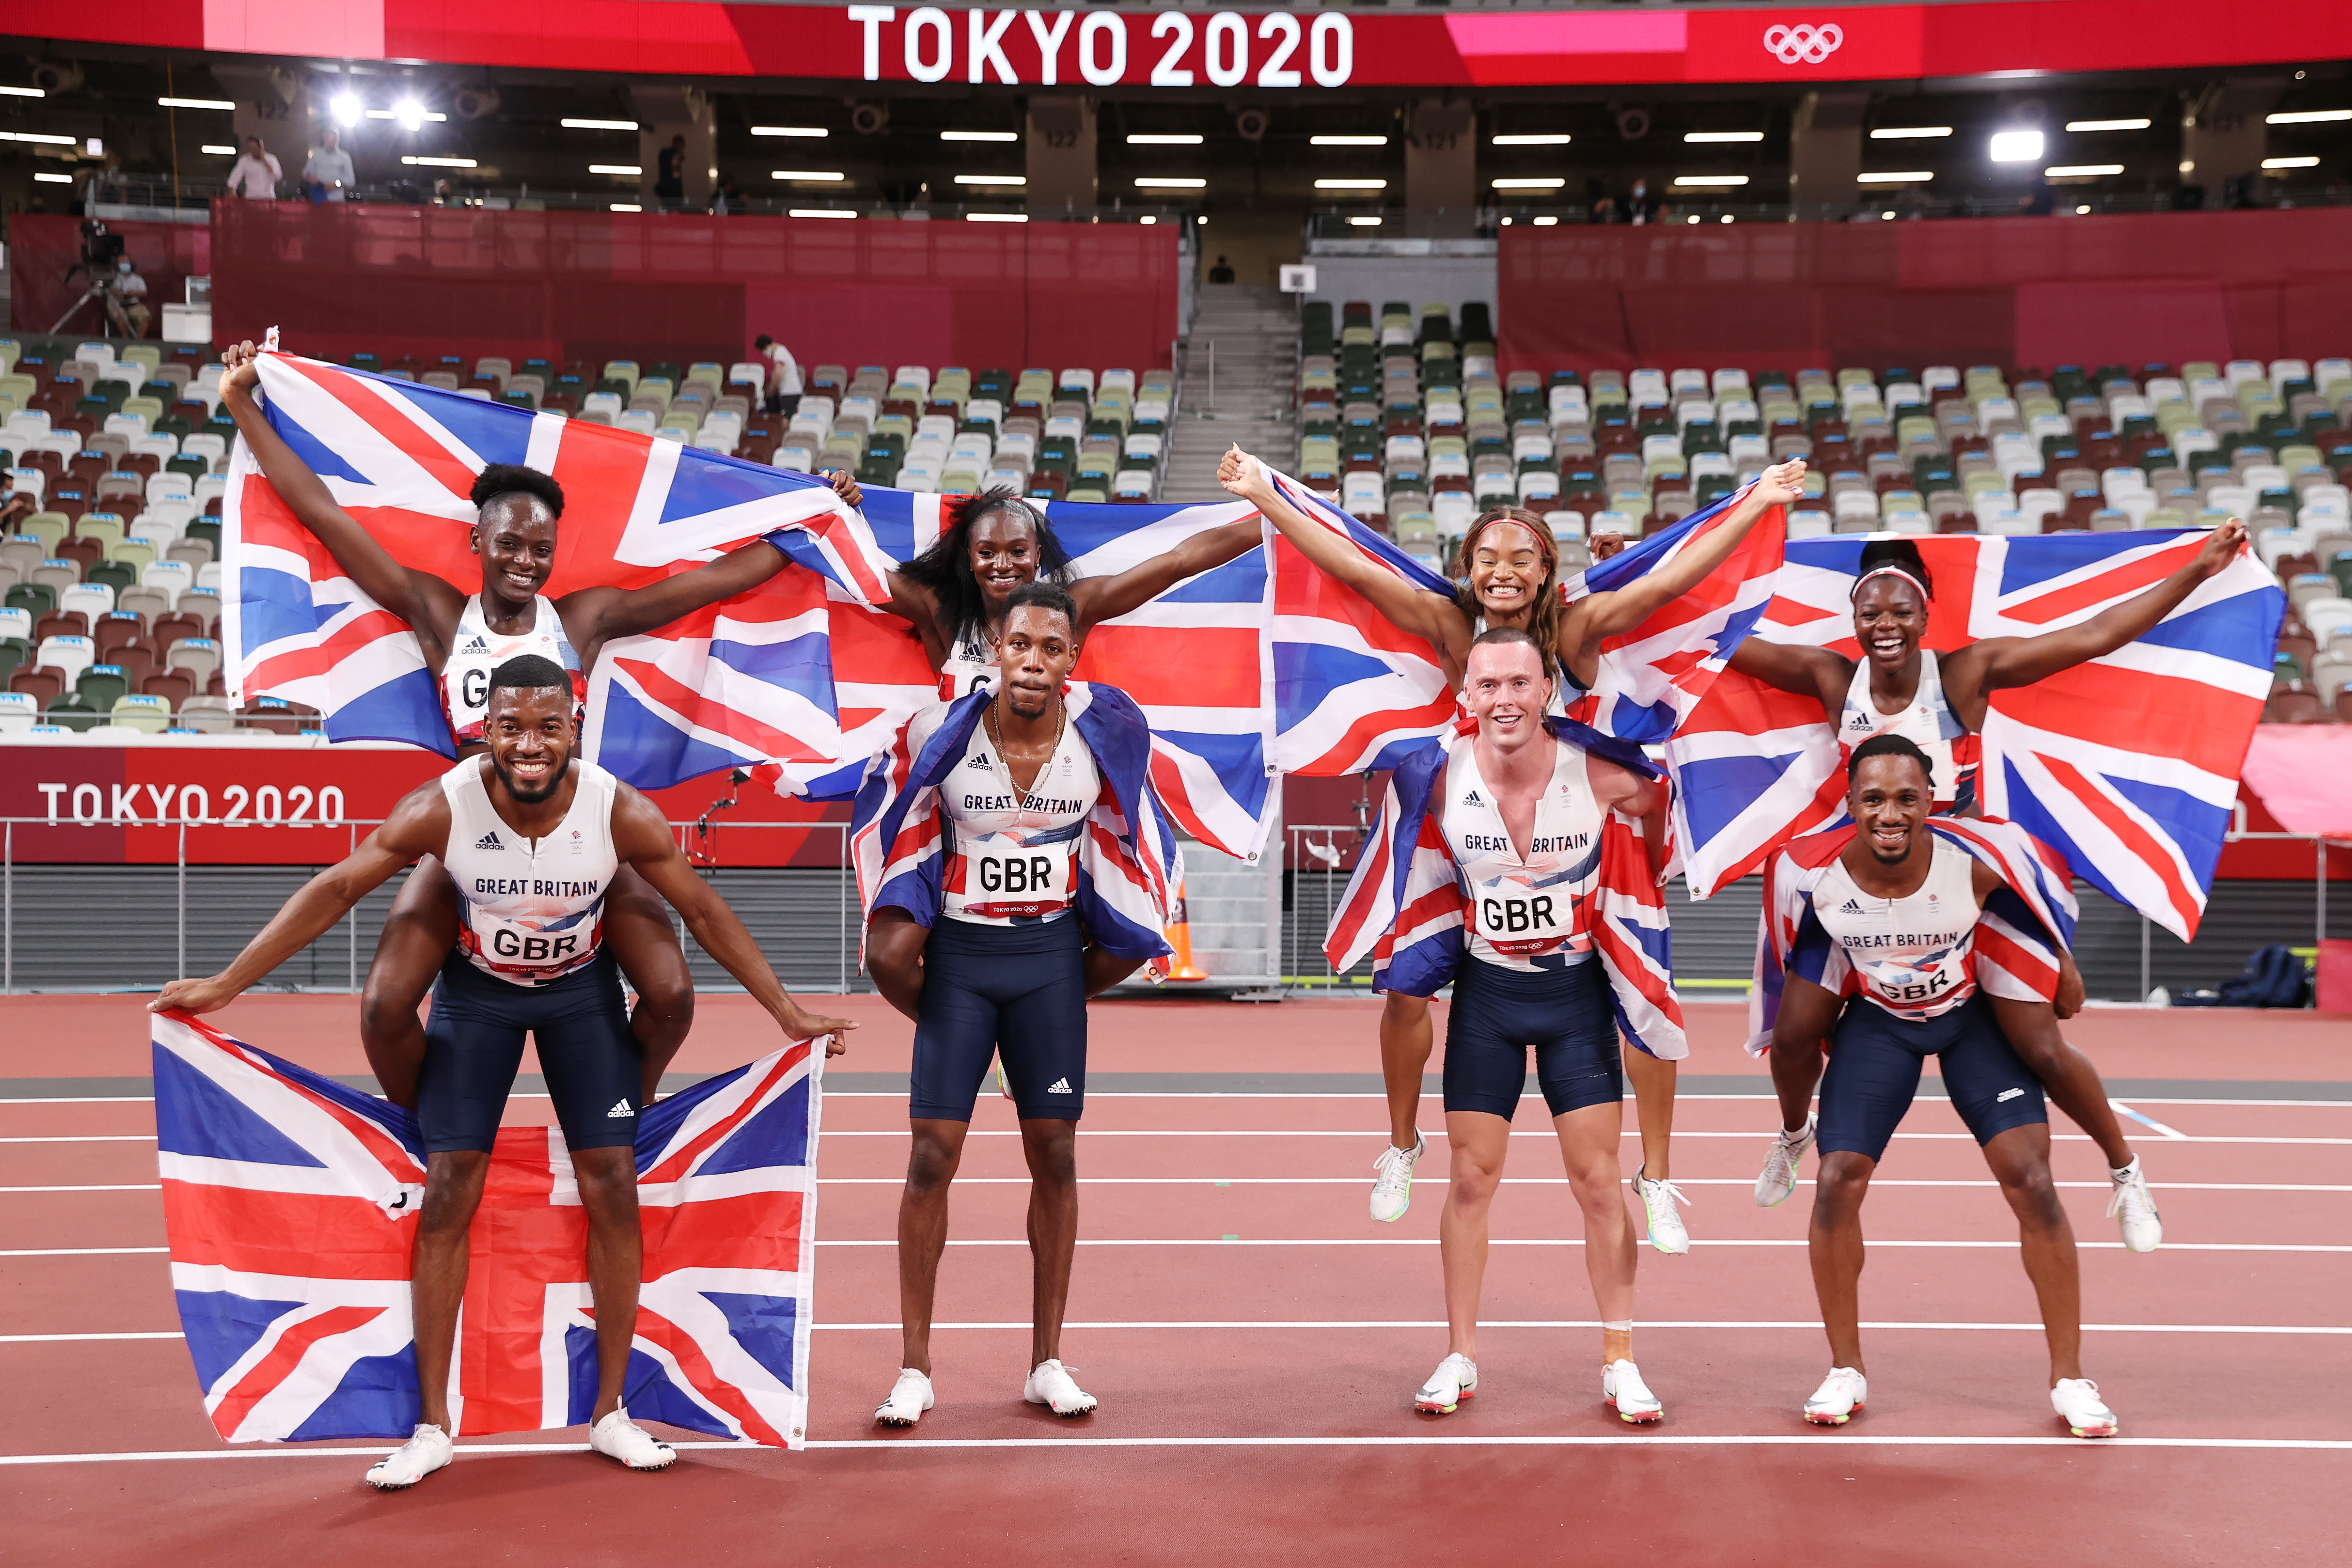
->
xmin=3 ymin=994 xmax=2348 ymax=1565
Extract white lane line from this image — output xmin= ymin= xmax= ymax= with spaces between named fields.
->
xmin=808 ymin=1177 xmax=2352 ymax=1193
xmin=9 ymin=1092 xmax=2352 ymax=1109
xmin=2 ymin=1433 xmax=2349 ymax=1465
xmin=0 ymin=1136 xmax=157 ymax=1143
xmin=0 ymin=1247 xmax=166 ymax=1257
xmin=0 ymin=1184 xmax=162 ymax=1192
xmin=11 ymin=1318 xmax=2348 ymax=1348
xmin=815 ymin=1130 xmax=2352 ymax=1145
xmin=2111 ymin=1101 xmax=2190 ymax=1140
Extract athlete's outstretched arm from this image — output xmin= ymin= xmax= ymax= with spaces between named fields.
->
xmin=217 ymin=342 xmax=464 ymax=638
xmin=1947 ymin=518 xmax=2250 ymax=698
xmin=150 ymin=783 xmax=451 ymax=1014
xmin=1560 ymin=460 xmax=1807 ymax=665
xmin=560 ymin=541 xmax=790 ymax=641
xmin=1070 ymin=517 xmax=1264 ymax=630
xmin=1726 ymin=635 xmax=1850 ymax=702
xmin=1218 ymin=445 xmax=1464 ymax=653
xmin=612 ymin=788 xmax=857 ymax=1050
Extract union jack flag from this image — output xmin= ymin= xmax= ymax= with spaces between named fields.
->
xmin=1668 ymin=530 xmax=2285 ymax=939
xmin=221 ymin=352 xmax=895 ymax=793
xmin=1322 ymin=718 xmax=1686 ymax=1060
xmin=1267 ymin=478 xmax=1786 ymax=776
xmin=851 ymin=683 xmax=1181 ymax=964
xmin=810 ymin=488 xmax=1275 ymax=862
xmin=154 ymin=1009 xmax=822 ymax=1448
xmin=1749 ymin=817 xmax=2077 ymax=1054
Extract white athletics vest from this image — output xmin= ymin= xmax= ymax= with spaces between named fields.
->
xmin=1440 ymin=731 xmax=1607 ymax=972
xmin=1838 ymin=650 xmax=1978 ymax=811
xmin=1810 ymin=837 xmax=1984 ymax=1021
xmin=939 ymin=711 xmax=1101 ymax=925
xmin=438 ymin=757 xmax=619 ymax=985
xmin=440 ymin=595 xmax=585 ymax=746
xmin=936 ymin=627 xmax=998 ymax=700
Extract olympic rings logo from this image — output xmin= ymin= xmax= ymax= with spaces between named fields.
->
xmin=1763 ymin=23 xmax=1844 ymax=64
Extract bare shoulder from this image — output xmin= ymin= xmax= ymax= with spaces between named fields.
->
xmin=377 ymin=771 xmax=455 ymax=855
xmin=1584 ymin=748 xmax=1660 ymax=815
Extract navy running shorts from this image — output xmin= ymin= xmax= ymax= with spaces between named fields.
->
xmin=911 ymin=916 xmax=1089 ymax=1122
xmin=1817 ymin=991 xmax=2048 ymax=1163
xmin=416 ymin=951 xmax=641 ymax=1155
xmin=1441 ymin=955 xmax=1622 ymax=1121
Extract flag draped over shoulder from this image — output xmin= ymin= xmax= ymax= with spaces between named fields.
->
xmin=1267 ymin=478 xmax=1787 ymax=776
xmin=1322 ymin=718 xmax=1686 ymax=1061
xmin=153 ymin=1009 xmax=823 ymax=1447
xmin=1747 ymin=817 xmax=2078 ymax=1056
xmin=848 ymin=682 xmax=1181 ymax=963
xmin=221 ymin=353 xmax=894 ymax=792
xmin=1667 ymin=530 xmax=2284 ymax=939
xmin=814 ymin=487 xmax=1276 ymax=862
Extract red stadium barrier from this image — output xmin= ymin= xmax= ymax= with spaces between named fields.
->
xmin=208 ymin=204 xmax=1182 ymax=375
xmin=1499 ymin=209 xmax=2352 ymax=376
xmin=8 ymin=214 xmax=209 ymax=340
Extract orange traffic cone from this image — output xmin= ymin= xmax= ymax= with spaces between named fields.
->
xmin=1162 ymin=878 xmax=1208 ymax=981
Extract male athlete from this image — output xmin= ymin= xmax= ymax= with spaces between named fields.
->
xmin=1754 ymin=733 xmax=2117 ymax=1437
xmin=852 ymin=583 xmax=1178 ymax=1426
xmin=1395 ymin=628 xmax=1672 ymax=1423
xmin=154 ymin=656 xmax=855 ymax=1488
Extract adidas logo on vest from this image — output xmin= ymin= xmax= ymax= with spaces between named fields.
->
xmin=463 ymin=636 xmax=490 ymax=652
xmin=1840 ymin=898 xmax=1864 ymax=913
xmin=474 ymin=831 xmax=504 ymax=852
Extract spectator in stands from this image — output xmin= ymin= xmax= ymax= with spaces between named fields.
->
xmin=755 ymin=333 xmax=801 ymax=417
xmin=79 ymin=151 xmax=127 ymax=211
xmin=2021 ymin=177 xmax=2058 ymax=217
xmin=111 ymin=254 xmax=150 ymax=338
xmin=1208 ymin=255 xmax=1236 ymax=283
xmin=0 ymin=491 xmax=35 ymax=533
xmin=304 ymin=130 xmax=355 ymax=203
xmin=655 ymin=134 xmax=687 ymax=212
xmin=227 ymin=136 xmax=281 ymax=200
xmin=1586 ymin=176 xmax=1617 ymax=225
xmin=709 ymin=175 xmax=745 ymax=215
xmin=1618 ymin=178 xmax=1665 ymax=226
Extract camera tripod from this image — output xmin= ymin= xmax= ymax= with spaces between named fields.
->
xmin=49 ymin=269 xmax=141 ymax=339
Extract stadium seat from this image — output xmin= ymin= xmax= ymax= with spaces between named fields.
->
xmin=166 ymin=636 xmax=221 ymax=682
xmin=177 ymin=694 xmax=235 ymax=734
xmin=110 ymin=693 xmax=170 ymax=733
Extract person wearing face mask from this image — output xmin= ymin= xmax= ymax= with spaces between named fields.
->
xmin=110 ymin=254 xmax=150 ymax=338
xmin=853 ymin=582 xmax=1181 ymax=1427
xmin=1220 ymin=445 xmax=1804 ymax=1249
xmin=1619 ymin=179 xmax=1665 ymax=225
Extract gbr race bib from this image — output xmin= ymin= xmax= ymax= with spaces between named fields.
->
xmin=1472 ymin=876 xmax=1579 ymax=957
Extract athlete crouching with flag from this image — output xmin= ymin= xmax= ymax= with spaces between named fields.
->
xmin=1752 ymin=733 xmax=2118 ymax=1437
xmin=152 ymin=655 xmax=855 ymax=1489
xmin=850 ymin=582 xmax=1181 ymax=1426
xmin=1334 ymin=627 xmax=1686 ymax=1423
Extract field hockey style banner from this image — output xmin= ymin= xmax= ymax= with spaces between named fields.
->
xmin=16 ymin=0 xmax=2352 ymax=87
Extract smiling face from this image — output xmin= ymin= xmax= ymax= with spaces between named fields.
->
xmin=483 ymin=684 xmax=576 ymax=804
xmin=1851 ymin=574 xmax=1928 ymax=673
xmin=967 ymin=507 xmax=1042 ymax=612
xmin=1850 ymin=752 xmax=1932 ymax=865
xmin=471 ymin=495 xmax=559 ymax=607
xmin=1465 ymin=519 xmax=1548 ymax=624
xmin=1462 ymin=637 xmax=1552 ymax=752
xmin=996 ymin=603 xmax=1077 ymax=720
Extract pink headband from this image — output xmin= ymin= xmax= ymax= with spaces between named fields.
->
xmin=1851 ymin=564 xmax=1930 ymax=604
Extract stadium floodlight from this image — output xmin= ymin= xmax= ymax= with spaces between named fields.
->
xmin=610 ymin=203 xmax=642 ymax=212
xmin=0 ymin=86 xmax=43 ymax=97
xmin=392 ymin=100 xmax=427 ymax=132
xmin=1533 ymin=215 xmax=1560 ymax=227
xmin=562 ymin=118 xmax=639 ymax=131
xmin=0 ymin=131 xmax=79 ymax=145
xmin=400 ymin=155 xmax=477 ymax=168
xmin=1871 ymin=126 xmax=1952 ymax=139
xmin=2262 ymin=156 xmax=2321 ymax=169
xmin=1491 ymin=133 xmax=1569 ymax=146
xmin=2267 ymin=110 xmax=2352 ymax=125
xmin=1312 ymin=135 xmax=1388 ymax=146
xmin=368 ymin=108 xmax=448 ymax=123
xmin=1491 ymin=177 xmax=1565 ymax=189
xmin=775 ymin=170 xmax=849 ymax=181
xmin=941 ymin=131 xmax=1017 ymax=142
xmin=751 ymin=126 xmax=828 ymax=137
xmin=158 ymin=97 xmax=236 ymax=111
xmin=1127 ymin=133 xmax=1203 ymax=145
xmin=1315 ymin=178 xmax=1386 ymax=189
xmin=789 ymin=208 xmax=857 ymax=218
xmin=2066 ymin=118 xmax=2151 ymax=132
xmin=1989 ymin=129 xmax=2044 ymax=163
xmin=952 ymin=173 xmax=1024 ymax=186
xmin=201 ymin=145 xmax=236 ymax=156
xmin=2044 ymin=164 xmax=2124 ymax=177
xmin=1685 ymin=131 xmax=1764 ymax=143
xmin=330 ymin=93 xmax=362 ymax=127
xmin=967 ymin=212 xmax=1028 ymax=223
xmin=1138 ymin=177 xmax=1207 ymax=188
xmin=1671 ymin=175 xmax=1749 ymax=187
xmin=32 ymin=171 xmax=70 ymax=183
xmin=589 ymin=165 xmax=641 ymax=176
xmin=1347 ymin=215 xmax=1382 ymax=226
xmin=1858 ymin=171 xmax=1934 ymax=183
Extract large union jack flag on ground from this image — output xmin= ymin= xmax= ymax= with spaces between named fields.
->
xmin=222 ymin=352 xmax=894 ymax=793
xmin=154 ymin=1010 xmax=822 ymax=1448
xmin=1667 ymin=530 xmax=2284 ymax=939
xmin=813 ymin=487 xmax=1275 ymax=862
xmin=1265 ymin=478 xmax=1786 ymax=776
